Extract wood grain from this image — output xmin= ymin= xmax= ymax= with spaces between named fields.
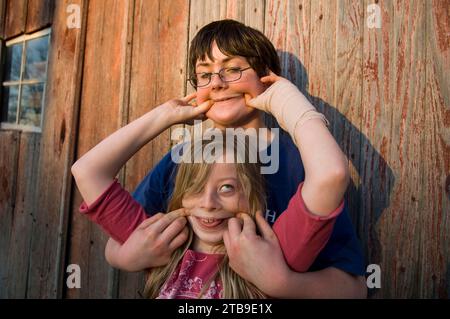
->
xmin=0 ymin=130 xmax=20 ymax=298
xmin=25 ymin=0 xmax=55 ymax=33
xmin=25 ymin=0 xmax=87 ymax=298
xmin=66 ymin=0 xmax=127 ymax=298
xmin=4 ymin=0 xmax=27 ymax=39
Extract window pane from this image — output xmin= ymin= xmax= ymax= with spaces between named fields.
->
xmin=24 ymin=35 xmax=50 ymax=81
xmin=19 ymin=83 xmax=44 ymax=127
xmin=4 ymin=43 xmax=23 ymax=81
xmin=2 ymin=85 xmax=19 ymax=123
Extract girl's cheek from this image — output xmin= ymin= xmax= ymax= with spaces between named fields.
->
xmin=237 ymin=194 xmax=250 ymax=213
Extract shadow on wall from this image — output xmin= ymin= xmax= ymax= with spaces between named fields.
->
xmin=266 ymin=51 xmax=395 ymax=296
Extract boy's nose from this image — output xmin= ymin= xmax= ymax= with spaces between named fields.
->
xmin=210 ymin=73 xmax=227 ymax=89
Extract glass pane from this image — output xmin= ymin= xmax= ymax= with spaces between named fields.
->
xmin=19 ymin=83 xmax=44 ymax=127
xmin=2 ymin=85 xmax=19 ymax=123
xmin=4 ymin=43 xmax=23 ymax=81
xmin=24 ymin=35 xmax=50 ymax=81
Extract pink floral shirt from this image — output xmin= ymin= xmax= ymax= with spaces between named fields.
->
xmin=157 ymin=250 xmax=223 ymax=299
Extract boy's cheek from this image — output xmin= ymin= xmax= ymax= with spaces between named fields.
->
xmin=194 ymin=78 xmax=266 ymax=103
xmin=196 ymin=89 xmax=209 ymax=104
xmin=240 ymin=78 xmax=266 ymax=98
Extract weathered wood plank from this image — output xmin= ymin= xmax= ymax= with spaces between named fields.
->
xmin=0 ymin=130 xmax=20 ymax=298
xmin=264 ymin=0 xmax=311 ymax=128
xmin=0 ymin=0 xmax=7 ymax=38
xmin=362 ymin=0 xmax=427 ymax=298
xmin=308 ymin=0 xmax=336 ymax=119
xmin=334 ymin=0 xmax=364 ymax=235
xmin=4 ymin=0 xmax=27 ymax=39
xmin=66 ymin=0 xmax=129 ymax=299
xmin=26 ymin=0 xmax=87 ymax=298
xmin=226 ymin=0 xmax=265 ymax=32
xmin=5 ymin=132 xmax=40 ymax=298
xmin=265 ymin=0 xmax=288 ymax=74
xmin=422 ymin=0 xmax=449 ymax=299
xmin=25 ymin=0 xmax=55 ymax=33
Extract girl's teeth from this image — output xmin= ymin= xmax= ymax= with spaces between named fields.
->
xmin=198 ymin=217 xmax=223 ymax=227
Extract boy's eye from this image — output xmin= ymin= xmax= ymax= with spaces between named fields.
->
xmin=225 ymin=67 xmax=241 ymax=74
xmin=199 ymin=73 xmax=211 ymax=79
xmin=219 ymin=184 xmax=235 ymax=193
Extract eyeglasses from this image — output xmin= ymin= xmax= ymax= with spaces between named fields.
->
xmin=189 ymin=66 xmax=252 ymax=88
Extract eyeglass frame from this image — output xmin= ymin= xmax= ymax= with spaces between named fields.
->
xmin=188 ymin=66 xmax=253 ymax=88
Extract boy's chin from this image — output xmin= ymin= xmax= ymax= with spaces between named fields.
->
xmin=206 ymin=106 xmax=259 ymax=128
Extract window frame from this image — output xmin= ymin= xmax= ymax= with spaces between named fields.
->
xmin=1 ymin=28 xmax=52 ymax=133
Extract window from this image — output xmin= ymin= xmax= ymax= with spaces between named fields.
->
xmin=1 ymin=28 xmax=51 ymax=132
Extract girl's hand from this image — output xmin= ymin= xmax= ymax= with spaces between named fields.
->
xmin=162 ymin=92 xmax=213 ymax=126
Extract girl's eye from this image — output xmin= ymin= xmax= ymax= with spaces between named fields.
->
xmin=219 ymin=184 xmax=234 ymax=193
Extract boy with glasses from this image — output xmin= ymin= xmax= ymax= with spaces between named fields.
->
xmin=100 ymin=19 xmax=367 ymax=298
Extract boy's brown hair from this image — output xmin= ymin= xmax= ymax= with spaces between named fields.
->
xmin=188 ymin=19 xmax=281 ymax=88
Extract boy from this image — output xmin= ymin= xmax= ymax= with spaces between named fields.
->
xmin=105 ymin=19 xmax=366 ymax=298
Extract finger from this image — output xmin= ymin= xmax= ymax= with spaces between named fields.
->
xmin=159 ymin=216 xmax=188 ymax=243
xmin=223 ymin=229 xmax=231 ymax=250
xmin=181 ymin=92 xmax=197 ymax=103
xmin=150 ymin=208 xmax=188 ymax=233
xmin=137 ymin=213 xmax=164 ymax=229
xmin=227 ymin=217 xmax=243 ymax=239
xmin=244 ymin=93 xmax=254 ymax=105
xmin=192 ymin=100 xmax=213 ymax=116
xmin=238 ymin=213 xmax=257 ymax=236
xmin=259 ymin=74 xmax=279 ymax=84
xmin=168 ymin=226 xmax=190 ymax=251
xmin=254 ymin=211 xmax=276 ymax=241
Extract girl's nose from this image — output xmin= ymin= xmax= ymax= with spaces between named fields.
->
xmin=199 ymin=190 xmax=219 ymax=211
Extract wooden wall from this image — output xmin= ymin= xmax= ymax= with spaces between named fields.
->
xmin=0 ymin=0 xmax=448 ymax=298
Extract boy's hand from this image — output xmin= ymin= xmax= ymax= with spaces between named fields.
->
xmin=223 ymin=211 xmax=291 ymax=297
xmin=162 ymin=92 xmax=213 ymax=126
xmin=244 ymin=71 xmax=285 ymax=114
xmin=244 ymin=71 xmax=322 ymax=142
xmin=107 ymin=208 xmax=190 ymax=271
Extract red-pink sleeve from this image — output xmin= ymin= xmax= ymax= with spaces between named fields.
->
xmin=273 ymin=182 xmax=344 ymax=272
xmin=79 ymin=179 xmax=148 ymax=244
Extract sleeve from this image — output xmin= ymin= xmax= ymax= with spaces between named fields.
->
xmin=309 ymin=206 xmax=366 ymax=276
xmin=79 ymin=179 xmax=148 ymax=244
xmin=272 ymin=182 xmax=344 ymax=272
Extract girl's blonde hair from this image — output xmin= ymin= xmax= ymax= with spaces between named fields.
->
xmin=144 ymin=134 xmax=267 ymax=298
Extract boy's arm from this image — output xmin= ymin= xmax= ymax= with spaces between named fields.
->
xmin=224 ymin=214 xmax=366 ymax=298
xmin=279 ymin=267 xmax=367 ymax=298
xmin=246 ymin=74 xmax=350 ymax=216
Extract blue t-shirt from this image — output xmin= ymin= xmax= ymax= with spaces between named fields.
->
xmin=133 ymin=132 xmax=366 ymax=276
